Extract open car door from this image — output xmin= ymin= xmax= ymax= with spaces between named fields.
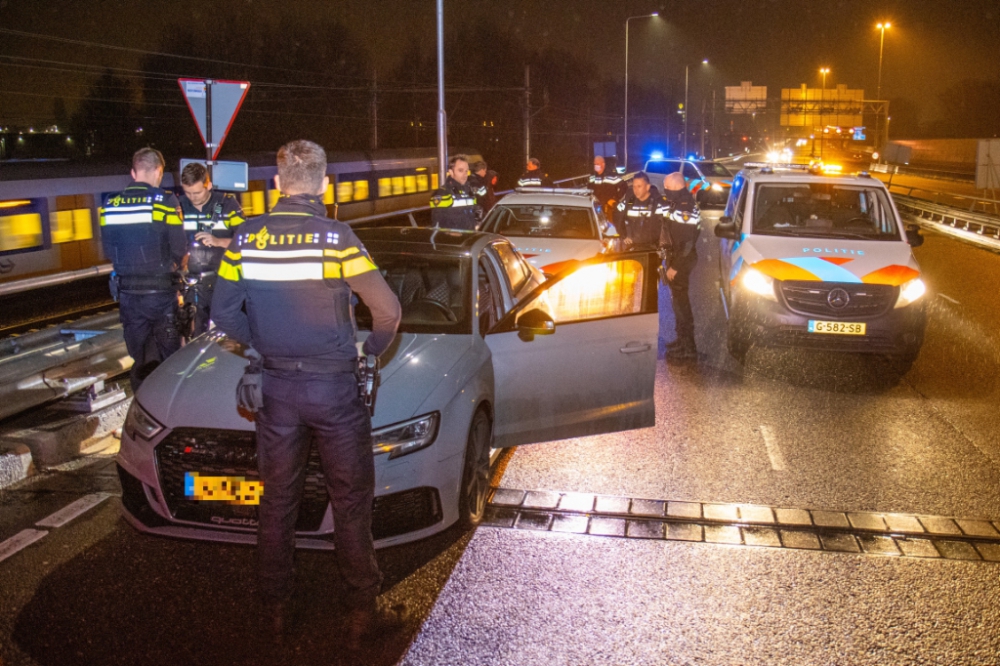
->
xmin=485 ymin=251 xmax=658 ymax=448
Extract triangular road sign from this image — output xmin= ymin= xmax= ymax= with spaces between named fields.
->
xmin=178 ymin=78 xmax=250 ymax=160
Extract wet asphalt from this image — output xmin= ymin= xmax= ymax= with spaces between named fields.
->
xmin=1 ymin=212 xmax=999 ymax=665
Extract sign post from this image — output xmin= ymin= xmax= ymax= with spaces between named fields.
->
xmin=178 ymin=78 xmax=250 ymax=180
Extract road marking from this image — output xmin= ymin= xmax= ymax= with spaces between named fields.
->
xmin=0 ymin=529 xmax=47 ymax=564
xmin=35 ymin=493 xmax=112 ymax=529
xmin=759 ymin=425 xmax=787 ymax=471
xmin=938 ymin=293 xmax=960 ymax=305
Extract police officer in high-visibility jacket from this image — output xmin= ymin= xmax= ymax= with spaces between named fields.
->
xmin=99 ymin=147 xmax=187 ymax=390
xmin=517 ymin=157 xmax=553 ymax=188
xmin=177 ymin=162 xmax=246 ymax=336
xmin=657 ymin=172 xmax=702 ymax=361
xmin=211 ymin=140 xmax=402 ymax=648
xmin=429 ymin=154 xmax=480 ymax=230
xmin=587 ymin=156 xmax=627 ymax=217
xmin=614 ymin=171 xmax=663 ymax=249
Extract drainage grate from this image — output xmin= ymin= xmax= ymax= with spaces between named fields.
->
xmin=483 ymin=488 xmax=1000 ymax=562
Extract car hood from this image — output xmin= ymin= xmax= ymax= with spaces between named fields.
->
xmin=734 ymin=234 xmax=920 ymax=285
xmin=136 ymin=332 xmax=470 ymax=433
xmin=505 ymin=237 xmax=604 ymax=273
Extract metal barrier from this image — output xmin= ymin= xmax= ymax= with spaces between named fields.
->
xmin=885 ymin=181 xmax=1000 ymax=216
xmin=894 ymin=193 xmax=1000 ymax=253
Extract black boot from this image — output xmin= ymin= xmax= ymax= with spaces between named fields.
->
xmin=346 ymin=602 xmax=406 ymax=653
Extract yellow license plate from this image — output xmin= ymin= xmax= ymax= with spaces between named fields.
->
xmin=185 ymin=472 xmax=263 ymax=505
xmin=808 ymin=320 xmax=866 ymax=335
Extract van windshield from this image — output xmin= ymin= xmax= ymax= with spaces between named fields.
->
xmin=751 ymin=183 xmax=902 ymax=241
xmin=696 ymin=162 xmax=732 ymax=177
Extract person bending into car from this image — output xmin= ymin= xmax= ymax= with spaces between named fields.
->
xmin=657 ymin=172 xmax=702 ymax=362
xmin=212 ymin=140 xmax=402 ymax=649
xmin=430 ymin=154 xmax=481 ymax=230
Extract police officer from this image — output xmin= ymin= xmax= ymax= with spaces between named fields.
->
xmin=517 ymin=157 xmax=553 ymax=188
xmin=614 ymin=171 xmax=664 ymax=249
xmin=99 ymin=147 xmax=186 ymax=390
xmin=211 ymin=140 xmax=402 ymax=647
xmin=468 ymin=160 xmax=498 ymax=214
xmin=587 ymin=156 xmax=627 ymax=217
xmin=429 ymin=154 xmax=480 ymax=230
xmin=658 ymin=172 xmax=702 ymax=361
xmin=177 ymin=162 xmax=246 ymax=336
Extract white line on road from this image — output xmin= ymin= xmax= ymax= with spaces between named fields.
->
xmin=938 ymin=293 xmax=960 ymax=305
xmin=0 ymin=529 xmax=47 ymax=564
xmin=35 ymin=492 xmax=113 ymax=529
xmin=759 ymin=425 xmax=787 ymax=471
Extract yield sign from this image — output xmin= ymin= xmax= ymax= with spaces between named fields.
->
xmin=178 ymin=78 xmax=250 ymax=160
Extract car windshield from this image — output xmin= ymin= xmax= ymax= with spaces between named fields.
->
xmin=644 ymin=160 xmax=682 ymax=174
xmin=481 ymin=204 xmax=597 ymax=240
xmin=355 ymin=253 xmax=471 ymax=334
xmin=751 ymin=183 xmax=902 ymax=241
xmin=697 ymin=162 xmax=732 ymax=177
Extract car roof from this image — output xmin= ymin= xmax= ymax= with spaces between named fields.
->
xmin=496 ymin=191 xmax=595 ymax=207
xmin=738 ymin=166 xmax=887 ymax=188
xmin=355 ymin=226 xmax=504 ymax=257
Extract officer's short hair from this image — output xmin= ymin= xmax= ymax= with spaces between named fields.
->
xmin=180 ymin=162 xmax=209 ymax=187
xmin=528 ymin=157 xmax=541 ymax=168
xmin=449 ymin=154 xmax=470 ymax=169
xmin=470 ymin=160 xmax=486 ymax=172
xmin=632 ymin=171 xmax=650 ymax=184
xmin=132 ymin=147 xmax=165 ymax=173
xmin=277 ymin=140 xmax=328 ymax=193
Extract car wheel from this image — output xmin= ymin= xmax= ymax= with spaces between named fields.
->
xmin=458 ymin=408 xmax=492 ymax=530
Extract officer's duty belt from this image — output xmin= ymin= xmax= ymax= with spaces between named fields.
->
xmin=263 ymin=358 xmax=356 ymax=374
xmin=117 ymin=274 xmax=177 ymax=292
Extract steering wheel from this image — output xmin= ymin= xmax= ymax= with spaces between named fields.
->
xmin=407 ymin=298 xmax=458 ymax=322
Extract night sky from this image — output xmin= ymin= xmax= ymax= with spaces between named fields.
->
xmin=1 ymin=0 xmax=998 ymax=129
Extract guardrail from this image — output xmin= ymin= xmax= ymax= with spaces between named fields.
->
xmin=893 ymin=193 xmax=1000 ymax=253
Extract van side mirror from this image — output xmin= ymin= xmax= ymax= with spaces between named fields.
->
xmin=714 ymin=216 xmax=741 ymax=240
xmin=517 ymin=308 xmax=556 ymax=341
xmin=905 ymin=225 xmax=924 ymax=247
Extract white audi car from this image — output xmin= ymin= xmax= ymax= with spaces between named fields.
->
xmin=116 ymin=227 xmax=659 ymax=549
xmin=479 ymin=188 xmax=617 ymax=276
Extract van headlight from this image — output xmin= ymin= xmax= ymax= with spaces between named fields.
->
xmin=123 ymin=401 xmax=164 ymax=441
xmin=372 ymin=413 xmax=439 ymax=460
xmin=711 ymin=183 xmax=723 ymax=192
xmin=740 ymin=267 xmax=777 ymax=301
xmin=895 ymin=277 xmax=926 ymax=308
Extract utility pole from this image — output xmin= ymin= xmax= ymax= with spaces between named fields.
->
xmin=711 ymin=89 xmax=717 ymax=158
xmin=683 ymin=65 xmax=689 ymax=157
xmin=370 ymin=69 xmax=378 ymax=151
xmin=436 ymin=0 xmax=447 ymax=183
xmin=524 ymin=64 xmax=531 ymax=165
xmin=700 ymin=97 xmax=706 ymax=158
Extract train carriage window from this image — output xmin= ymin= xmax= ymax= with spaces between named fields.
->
xmin=404 ymin=175 xmax=417 ymax=194
xmin=50 ymin=194 xmax=95 ymax=243
xmin=241 ymin=182 xmax=266 ymax=216
xmin=378 ymin=178 xmax=392 ymax=198
xmin=392 ymin=176 xmax=405 ymax=196
xmin=416 ymin=174 xmax=429 ymax=192
xmin=353 ymin=180 xmax=369 ymax=200
xmin=0 ymin=200 xmax=44 ymax=251
xmin=323 ymin=183 xmax=335 ymax=205
xmin=339 ymin=175 xmax=371 ymax=202
xmin=267 ymin=188 xmax=281 ymax=211
xmin=432 ymin=173 xmax=439 ymax=190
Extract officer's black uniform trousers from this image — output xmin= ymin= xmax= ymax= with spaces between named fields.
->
xmin=256 ymin=369 xmax=380 ymax=608
xmin=668 ymin=249 xmax=698 ymax=345
xmin=119 ymin=290 xmax=181 ymax=387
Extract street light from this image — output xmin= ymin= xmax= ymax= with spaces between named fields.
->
xmin=819 ymin=68 xmax=830 ymax=158
xmin=683 ymin=59 xmax=709 ymax=158
xmin=624 ymin=12 xmax=658 ymax=171
xmin=875 ymin=22 xmax=891 ymax=155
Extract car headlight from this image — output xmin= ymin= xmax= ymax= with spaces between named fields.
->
xmin=123 ymin=400 xmax=164 ymax=441
xmin=711 ymin=183 xmax=723 ymax=192
xmin=740 ymin=267 xmax=777 ymax=301
xmin=895 ymin=277 xmax=926 ymax=308
xmin=372 ymin=412 xmax=440 ymax=460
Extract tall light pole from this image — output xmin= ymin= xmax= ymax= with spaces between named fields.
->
xmin=683 ymin=59 xmax=708 ymax=158
xmin=436 ymin=0 xmax=447 ymax=182
xmin=819 ymin=67 xmax=830 ymax=158
xmin=624 ymin=12 xmax=658 ymax=171
xmin=875 ymin=22 xmax=891 ymax=155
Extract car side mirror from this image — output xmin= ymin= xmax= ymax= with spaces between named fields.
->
xmin=516 ymin=308 xmax=555 ymax=341
xmin=905 ymin=225 xmax=924 ymax=247
xmin=714 ymin=216 xmax=741 ymax=240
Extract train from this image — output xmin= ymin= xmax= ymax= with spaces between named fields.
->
xmin=0 ymin=147 xmax=482 ymax=283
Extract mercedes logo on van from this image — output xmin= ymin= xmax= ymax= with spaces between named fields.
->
xmin=827 ymin=288 xmax=850 ymax=309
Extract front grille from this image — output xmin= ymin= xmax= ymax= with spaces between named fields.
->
xmin=779 ymin=281 xmax=897 ymax=318
xmin=771 ymin=328 xmax=899 ymax=353
xmin=155 ymin=428 xmax=329 ymax=532
xmin=155 ymin=428 xmax=443 ymax=539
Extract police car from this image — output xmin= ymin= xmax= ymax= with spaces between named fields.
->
xmin=478 ymin=188 xmax=616 ymax=276
xmin=116 ymin=227 xmax=659 ymax=549
xmin=643 ymin=157 xmax=734 ymax=206
xmin=714 ymin=163 xmax=927 ymax=370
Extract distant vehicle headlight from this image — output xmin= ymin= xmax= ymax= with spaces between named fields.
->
xmin=894 ymin=277 xmax=926 ymax=308
xmin=123 ymin=401 xmax=164 ymax=441
xmin=711 ymin=183 xmax=723 ymax=192
xmin=740 ymin=267 xmax=777 ymax=301
xmin=372 ymin=412 xmax=440 ymax=459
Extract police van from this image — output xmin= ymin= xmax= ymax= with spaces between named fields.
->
xmin=714 ymin=163 xmax=927 ymax=371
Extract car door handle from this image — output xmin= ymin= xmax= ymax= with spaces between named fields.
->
xmin=620 ymin=343 xmax=651 ymax=354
